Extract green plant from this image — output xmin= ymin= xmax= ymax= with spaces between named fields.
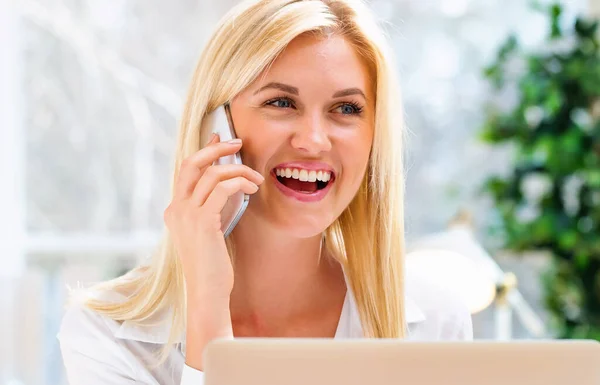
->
xmin=480 ymin=2 xmax=600 ymax=339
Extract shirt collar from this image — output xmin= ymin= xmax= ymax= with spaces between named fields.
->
xmin=114 ymin=314 xmax=176 ymax=344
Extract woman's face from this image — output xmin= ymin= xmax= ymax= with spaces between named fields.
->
xmin=230 ymin=34 xmax=375 ymax=238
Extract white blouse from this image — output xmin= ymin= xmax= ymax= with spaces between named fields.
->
xmin=58 ymin=271 xmax=473 ymax=385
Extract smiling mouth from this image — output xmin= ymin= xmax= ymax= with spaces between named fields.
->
xmin=273 ymin=168 xmax=334 ymax=194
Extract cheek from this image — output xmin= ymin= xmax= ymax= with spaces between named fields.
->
xmin=338 ymin=129 xmax=373 ymax=181
xmin=237 ymin=137 xmax=265 ymax=171
xmin=237 ymin=121 xmax=288 ymax=171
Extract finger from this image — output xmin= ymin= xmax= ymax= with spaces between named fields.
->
xmin=202 ymin=177 xmax=259 ymax=213
xmin=201 ymin=133 xmax=219 ymax=147
xmin=191 ymin=164 xmax=264 ymax=205
xmin=173 ymin=139 xmax=243 ymax=200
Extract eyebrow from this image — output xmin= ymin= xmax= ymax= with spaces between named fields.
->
xmin=332 ymin=87 xmax=366 ymax=99
xmin=253 ymin=82 xmax=367 ymax=100
xmin=253 ymin=82 xmax=299 ymax=95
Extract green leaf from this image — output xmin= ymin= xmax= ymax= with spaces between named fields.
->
xmin=499 ymin=35 xmax=519 ymax=60
xmin=559 ymin=230 xmax=578 ymax=250
xmin=584 ymin=170 xmax=600 ymax=187
xmin=543 ymin=86 xmax=563 ymax=115
xmin=575 ymin=18 xmax=600 ymax=39
xmin=550 ymin=4 xmax=563 ymax=39
xmin=575 ymin=251 xmax=590 ymax=269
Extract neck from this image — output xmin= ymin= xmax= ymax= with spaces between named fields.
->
xmin=228 ymin=212 xmax=345 ymax=330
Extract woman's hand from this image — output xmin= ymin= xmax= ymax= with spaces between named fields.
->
xmin=163 ymin=134 xmax=264 ymax=371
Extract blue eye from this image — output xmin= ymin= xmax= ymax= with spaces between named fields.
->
xmin=266 ymin=97 xmax=294 ymax=109
xmin=341 ymin=104 xmax=355 ymax=114
xmin=337 ymin=103 xmax=363 ymax=115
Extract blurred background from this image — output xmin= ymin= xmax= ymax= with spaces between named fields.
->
xmin=1 ymin=0 xmax=600 ymax=384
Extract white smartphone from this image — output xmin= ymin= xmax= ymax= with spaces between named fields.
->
xmin=206 ymin=104 xmax=249 ymax=238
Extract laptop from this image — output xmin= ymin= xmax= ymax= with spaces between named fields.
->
xmin=203 ymin=339 xmax=600 ymax=385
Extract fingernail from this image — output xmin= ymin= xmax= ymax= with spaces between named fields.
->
xmin=204 ymin=133 xmax=218 ymax=146
xmin=254 ymin=170 xmax=264 ymax=180
xmin=228 ymin=138 xmax=242 ymax=144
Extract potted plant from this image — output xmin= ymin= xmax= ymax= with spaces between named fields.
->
xmin=480 ymin=2 xmax=600 ymax=339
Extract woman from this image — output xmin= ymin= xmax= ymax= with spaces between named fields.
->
xmin=58 ymin=0 xmax=473 ymax=384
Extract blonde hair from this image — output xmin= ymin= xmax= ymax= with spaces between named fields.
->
xmin=86 ymin=0 xmax=407 ymax=360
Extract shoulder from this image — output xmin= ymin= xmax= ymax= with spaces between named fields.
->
xmin=57 ymin=288 xmax=128 ymax=351
xmin=405 ymin=272 xmax=473 ymax=341
xmin=58 ymin=267 xmax=150 ymax=345
xmin=57 ymin=289 xmax=140 ymax=381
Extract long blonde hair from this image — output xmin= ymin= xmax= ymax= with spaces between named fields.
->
xmin=86 ymin=0 xmax=407 ymax=356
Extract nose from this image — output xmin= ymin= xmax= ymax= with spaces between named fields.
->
xmin=290 ymin=114 xmax=332 ymax=155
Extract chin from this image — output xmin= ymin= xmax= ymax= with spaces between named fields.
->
xmin=244 ymin=201 xmax=336 ymax=238
xmin=270 ymin=210 xmax=338 ymax=238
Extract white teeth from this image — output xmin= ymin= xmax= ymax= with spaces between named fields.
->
xmin=299 ymin=169 xmax=308 ymax=182
xmin=275 ymin=167 xmax=332 ymax=182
